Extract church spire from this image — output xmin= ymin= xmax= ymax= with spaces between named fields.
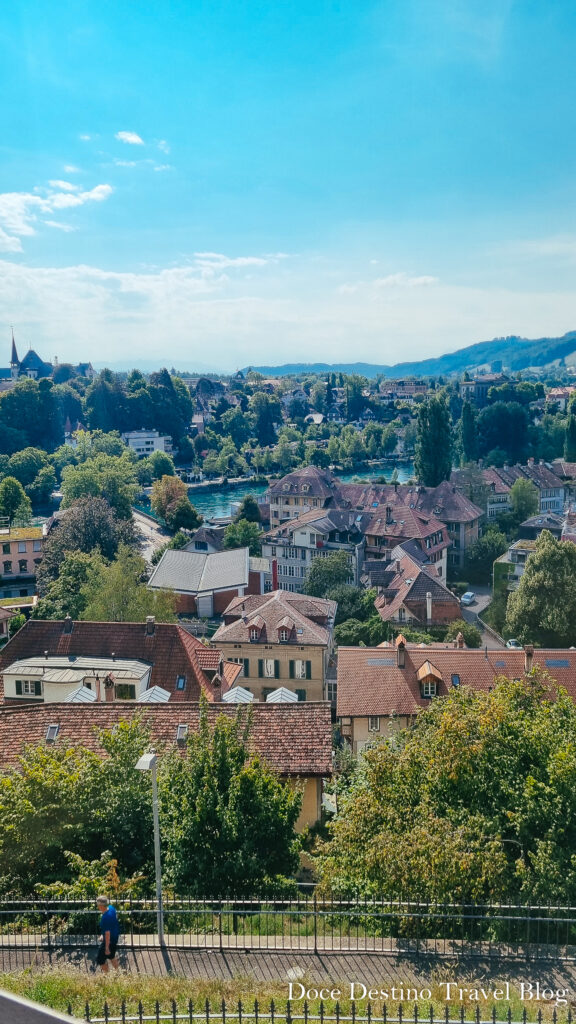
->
xmin=10 ymin=328 xmax=19 ymax=379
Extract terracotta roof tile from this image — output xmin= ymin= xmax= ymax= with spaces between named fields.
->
xmin=0 ymin=701 xmax=333 ymax=776
xmin=0 ymin=620 xmax=237 ymax=703
xmin=213 ymin=591 xmax=335 ymax=647
xmin=337 ymin=647 xmax=576 ymax=717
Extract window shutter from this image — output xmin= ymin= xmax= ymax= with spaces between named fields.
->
xmin=243 ymin=659 xmax=250 ymax=677
xmin=296 ymin=688 xmax=306 ymax=702
xmin=258 ymin=659 xmax=263 ymax=678
xmin=289 ymin=660 xmax=295 ymax=679
xmin=34 ymin=681 xmax=42 ymax=697
xmin=15 ymin=680 xmax=22 ymax=695
xmin=306 ymin=660 xmax=312 ymax=679
xmin=274 ymin=660 xmax=280 ymax=679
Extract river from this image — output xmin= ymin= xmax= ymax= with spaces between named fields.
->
xmin=188 ymin=462 xmax=415 ymax=520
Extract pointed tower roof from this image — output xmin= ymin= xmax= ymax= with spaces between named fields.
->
xmin=10 ymin=330 xmax=18 ymax=366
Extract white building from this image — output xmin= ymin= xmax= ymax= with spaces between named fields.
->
xmin=121 ymin=430 xmax=173 ymax=457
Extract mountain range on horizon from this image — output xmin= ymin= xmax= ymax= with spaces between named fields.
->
xmin=242 ymin=330 xmax=576 ymax=379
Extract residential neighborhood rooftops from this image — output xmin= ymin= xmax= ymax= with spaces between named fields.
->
xmin=213 ymin=590 xmax=336 ymax=646
xmin=337 ymin=645 xmax=576 ymax=719
xmin=148 ymin=547 xmax=249 ymax=595
xmin=0 ymin=701 xmax=333 ymax=776
xmin=0 ymin=618 xmax=241 ymax=702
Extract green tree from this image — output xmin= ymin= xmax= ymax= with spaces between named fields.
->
xmin=234 ymin=493 xmax=261 ymax=523
xmin=26 ymin=465 xmax=57 ymax=507
xmin=61 ymin=453 xmax=138 ymax=520
xmin=564 ymin=412 xmax=576 ymax=461
xmin=160 ymin=701 xmax=301 ymax=896
xmin=444 ymin=618 xmax=482 ymax=648
xmin=477 ymin=402 xmax=529 ymax=463
xmin=506 ymin=530 xmax=576 ymax=646
xmin=459 ymin=401 xmax=477 ymax=462
xmin=81 ymin=545 xmax=177 ymax=623
xmin=0 ymin=477 xmax=32 ymax=525
xmin=303 ymin=550 xmax=351 ymax=597
xmin=463 ymin=529 xmax=507 ymax=584
xmin=34 ymin=550 xmax=105 ymax=620
xmin=318 ymin=674 xmax=576 ymax=903
xmin=414 ymin=395 xmax=452 ymax=486
xmin=36 ymin=497 xmax=134 ymax=595
xmin=327 ymin=585 xmax=376 ymax=625
xmin=165 ymin=494 xmax=202 ymax=531
xmin=509 ymin=477 xmax=539 ymax=523
xmin=223 ymin=518 xmax=262 ymax=556
xmin=250 ymin=392 xmax=283 ymax=446
xmin=150 ymin=474 xmax=202 ymax=531
xmin=7 ymin=447 xmax=49 ymax=487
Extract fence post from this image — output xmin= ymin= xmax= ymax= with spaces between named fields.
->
xmin=314 ymin=892 xmax=318 ymax=954
xmin=219 ymin=901 xmax=223 ymax=952
xmin=45 ymin=902 xmax=51 ymax=952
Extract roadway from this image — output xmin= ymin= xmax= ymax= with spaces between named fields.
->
xmin=460 ymin=584 xmax=505 ymax=650
xmin=133 ymin=509 xmax=171 ymax=564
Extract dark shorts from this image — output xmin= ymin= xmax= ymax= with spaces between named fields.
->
xmin=96 ymin=939 xmax=118 ymax=964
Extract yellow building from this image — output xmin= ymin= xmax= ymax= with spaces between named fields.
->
xmin=212 ymin=590 xmax=336 ymax=702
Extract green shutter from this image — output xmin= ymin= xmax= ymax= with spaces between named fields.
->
xmin=306 ymin=660 xmax=312 ymax=680
xmin=243 ymin=659 xmax=250 ymax=677
xmin=289 ymin=660 xmax=295 ymax=679
xmin=296 ymin=688 xmax=307 ymax=702
xmin=15 ymin=680 xmax=22 ymax=695
xmin=258 ymin=659 xmax=264 ymax=678
xmin=274 ymin=660 xmax=280 ymax=679
xmin=34 ymin=680 xmax=42 ymax=697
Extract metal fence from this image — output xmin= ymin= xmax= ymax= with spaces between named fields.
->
xmin=72 ymin=1001 xmax=574 ymax=1024
xmin=2 ymin=896 xmax=576 ymax=961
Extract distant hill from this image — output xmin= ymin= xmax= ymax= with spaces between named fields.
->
xmin=245 ymin=331 xmax=576 ymax=379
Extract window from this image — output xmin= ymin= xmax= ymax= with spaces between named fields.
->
xmin=195 ymin=540 xmax=208 ymax=551
xmin=279 ymin=628 xmax=289 ymax=642
xmin=421 ymin=679 xmax=437 ymax=698
xmin=249 ymin=627 xmax=259 ymax=641
xmin=17 ymin=542 xmax=26 ymax=553
xmin=115 ymin=683 xmax=136 ymax=700
xmin=45 ymin=724 xmax=60 ymax=743
xmin=19 ymin=560 xmax=28 ymax=574
xmin=3 ymin=562 xmax=12 ymax=574
xmin=258 ymin=658 xmax=279 ymax=678
xmin=176 ymin=675 xmax=186 ymax=690
xmin=451 ymin=674 xmax=460 ymax=688
xmin=271 ymin=546 xmax=276 ymax=556
xmin=262 ymin=687 xmax=276 ymax=700
xmin=33 ymin=540 xmax=42 ymax=551
xmin=368 ymin=716 xmax=380 ymax=732
xmin=176 ymin=724 xmax=188 ymax=743
xmin=301 ymin=484 xmax=310 ymax=493
xmin=15 ymin=679 xmax=42 ymax=697
xmin=295 ymin=688 xmax=307 ymax=701
xmin=398 ymin=607 xmax=405 ymax=622
xmin=289 ymin=659 xmax=311 ymax=680
xmin=1 ymin=544 xmax=9 ymax=555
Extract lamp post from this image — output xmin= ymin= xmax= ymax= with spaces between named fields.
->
xmin=135 ymin=750 xmax=164 ymax=945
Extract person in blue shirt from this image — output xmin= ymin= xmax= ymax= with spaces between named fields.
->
xmin=96 ymin=896 xmax=120 ymax=972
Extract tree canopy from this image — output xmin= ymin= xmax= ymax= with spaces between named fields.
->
xmin=506 ymin=530 xmax=576 ymax=646
xmin=414 ymin=394 xmax=452 ymax=486
xmin=303 ymin=550 xmax=351 ymax=597
xmin=318 ymin=673 xmax=576 ymax=904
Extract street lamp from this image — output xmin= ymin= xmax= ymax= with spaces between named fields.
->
xmin=135 ymin=750 xmax=164 ymax=945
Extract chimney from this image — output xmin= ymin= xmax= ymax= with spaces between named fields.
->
xmin=524 ymin=645 xmax=534 ymax=673
xmin=63 ymin=615 xmax=73 ymax=634
xmin=426 ymin=591 xmax=432 ymax=623
xmin=103 ymin=674 xmax=115 ymax=702
xmin=396 ymin=633 xmax=406 ymax=669
xmin=145 ymin=615 xmax=155 ymax=636
xmin=386 ymin=505 xmax=393 ymax=524
xmin=457 ymin=631 xmax=465 ymax=649
xmin=395 ymin=559 xmax=401 ymax=573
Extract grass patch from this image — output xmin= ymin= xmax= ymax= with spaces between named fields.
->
xmin=0 ymin=966 xmax=573 ymax=1022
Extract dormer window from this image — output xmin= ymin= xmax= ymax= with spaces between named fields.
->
xmin=301 ymin=484 xmax=310 ymax=493
xmin=249 ymin=627 xmax=259 ymax=641
xmin=279 ymin=628 xmax=289 ymax=643
xmin=421 ymin=679 xmax=437 ymax=698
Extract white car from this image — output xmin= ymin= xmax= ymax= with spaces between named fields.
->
xmin=506 ymin=638 xmax=522 ymax=649
xmin=460 ymin=591 xmax=476 ymax=606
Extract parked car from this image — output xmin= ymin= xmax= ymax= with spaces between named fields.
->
xmin=460 ymin=591 xmax=476 ymax=606
xmin=506 ymin=638 xmax=522 ymax=649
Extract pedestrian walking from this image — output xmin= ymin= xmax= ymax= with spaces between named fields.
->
xmin=95 ymin=896 xmax=120 ymax=972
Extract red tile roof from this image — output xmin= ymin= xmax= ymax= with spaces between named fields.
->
xmin=0 ymin=701 xmax=333 ymax=776
xmin=213 ymin=590 xmax=335 ymax=646
xmin=337 ymin=646 xmax=576 ymax=718
xmin=0 ymin=620 xmax=241 ymax=702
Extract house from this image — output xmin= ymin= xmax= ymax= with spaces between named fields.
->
xmin=262 ymin=507 xmax=365 ymax=593
xmin=546 ymin=387 xmax=576 ymax=412
xmin=0 ymin=616 xmax=242 ymax=703
xmin=363 ymin=504 xmax=450 ymax=577
xmin=337 ymin=637 xmax=576 ymax=753
xmin=147 ymin=547 xmax=269 ymax=615
xmin=493 ymin=539 xmax=537 ymax=593
xmin=373 ymin=551 xmax=461 ymax=628
xmin=121 ymin=430 xmax=173 ymax=456
xmin=0 ymin=701 xmax=332 ymax=829
xmin=0 ymin=523 xmax=44 ymax=600
xmin=489 ymin=461 xmax=566 ymax=515
xmin=211 ymin=590 xmax=336 ymax=702
xmin=0 ymin=334 xmax=94 ymax=383
xmin=416 ymin=481 xmax=483 ymax=572
xmin=518 ymin=512 xmax=564 ymax=540
xmin=268 ymin=466 xmax=340 ymax=525
xmin=481 ymin=467 xmax=512 ymax=520
xmin=460 ymin=373 xmax=510 ymax=408
xmin=184 ymin=526 xmax=226 ymax=554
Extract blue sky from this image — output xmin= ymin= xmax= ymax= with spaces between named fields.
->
xmin=1 ymin=0 xmax=576 ymax=370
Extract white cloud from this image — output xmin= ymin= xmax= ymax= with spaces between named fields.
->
xmin=115 ymin=130 xmax=144 ymax=146
xmin=0 ymin=182 xmax=113 ymax=248
xmin=63 ymin=165 xmax=80 ymax=174
xmin=157 ymin=139 xmax=170 ymax=154
xmin=48 ymin=180 xmax=80 ymax=192
xmin=153 ymin=164 xmax=173 ymax=172
xmin=193 ymin=252 xmax=271 ymax=272
xmin=43 ymin=220 xmax=76 ymax=233
xmin=373 ymin=272 xmax=438 ymax=288
xmin=79 ymin=134 xmax=91 ymax=141
xmin=113 ymin=159 xmax=138 ymax=168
